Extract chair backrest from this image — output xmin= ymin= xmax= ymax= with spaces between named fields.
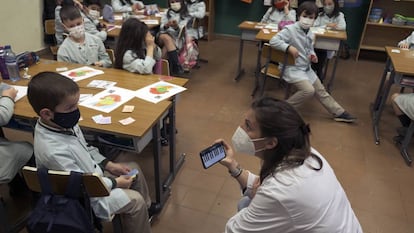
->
xmin=161 ymin=59 xmax=170 ymax=76
xmin=106 ymin=48 xmax=115 ymax=65
xmin=22 ymin=166 xmax=109 ymax=197
xmin=261 ymin=43 xmax=295 ymax=66
xmin=44 ymin=19 xmax=56 ymax=36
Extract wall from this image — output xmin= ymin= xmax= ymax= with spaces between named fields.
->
xmin=0 ymin=0 xmax=45 ymax=54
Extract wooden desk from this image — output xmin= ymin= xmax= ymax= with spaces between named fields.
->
xmin=5 ymin=59 xmax=188 ymax=209
xmin=371 ymin=47 xmax=414 ymax=165
xmin=254 ymin=28 xmax=347 ymax=93
xmin=105 ymin=14 xmax=161 ymax=38
xmin=235 ymin=21 xmax=267 ymax=81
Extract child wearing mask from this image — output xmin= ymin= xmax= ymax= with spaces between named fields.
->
xmin=185 ymin=0 xmax=206 ymax=40
xmin=57 ymin=5 xmax=112 ymax=68
xmin=83 ymin=0 xmax=107 ymax=42
xmin=111 ymin=0 xmax=144 ymax=13
xmin=261 ymin=0 xmax=296 ymax=24
xmin=312 ymin=0 xmax=346 ymax=80
xmin=55 ymin=0 xmax=83 ymax=45
xmin=398 ymin=31 xmax=414 ymax=49
xmin=158 ymin=0 xmax=188 ymax=75
xmin=269 ymin=1 xmax=356 ymax=123
xmin=114 ymin=18 xmax=162 ymax=74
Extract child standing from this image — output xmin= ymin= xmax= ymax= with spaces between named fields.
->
xmin=312 ymin=0 xmax=346 ymax=80
xmin=27 ymin=72 xmax=153 ymax=233
xmin=111 ymin=0 xmax=144 ymax=13
xmin=158 ymin=0 xmax=188 ymax=75
xmin=261 ymin=0 xmax=296 ymax=24
xmin=114 ymin=18 xmax=162 ymax=74
xmin=269 ymin=1 xmax=355 ymax=123
xmin=57 ymin=5 xmax=112 ymax=67
xmin=398 ymin=31 xmax=414 ymax=49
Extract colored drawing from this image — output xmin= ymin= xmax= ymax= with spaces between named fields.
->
xmin=60 ymin=66 xmax=104 ymax=82
xmin=95 ymin=94 xmax=121 ymax=107
xmin=149 ymin=85 xmax=174 ymax=94
xmin=68 ymin=69 xmax=93 ymax=77
xmin=135 ymin=81 xmax=187 ymax=104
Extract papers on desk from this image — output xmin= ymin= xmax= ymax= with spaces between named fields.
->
xmin=310 ymin=27 xmax=326 ymax=34
xmin=107 ymin=25 xmax=122 ymax=32
xmin=135 ymin=81 xmax=186 ymax=104
xmin=141 ymin=19 xmax=159 ymax=25
xmin=60 ymin=66 xmax=104 ymax=82
xmin=87 ymin=80 xmax=117 ymax=89
xmin=391 ymin=49 xmax=401 ymax=53
xmin=10 ymin=85 xmax=27 ymax=102
xmin=264 ymin=23 xmax=278 ymax=30
xmin=80 ymin=86 xmax=136 ymax=113
xmin=114 ymin=15 xmax=123 ymax=20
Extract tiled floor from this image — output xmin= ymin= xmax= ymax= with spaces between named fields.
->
xmin=4 ymin=37 xmax=414 ymax=233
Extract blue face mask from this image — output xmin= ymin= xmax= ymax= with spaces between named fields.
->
xmin=52 ymin=108 xmax=81 ymax=129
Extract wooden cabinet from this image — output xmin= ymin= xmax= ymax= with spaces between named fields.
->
xmin=202 ymin=0 xmax=214 ymax=41
xmin=356 ymin=0 xmax=414 ymax=60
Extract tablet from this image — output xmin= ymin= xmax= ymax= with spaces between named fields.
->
xmin=200 ymin=142 xmax=226 ymax=169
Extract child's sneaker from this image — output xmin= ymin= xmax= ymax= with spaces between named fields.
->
xmin=334 ymin=111 xmax=356 ymax=123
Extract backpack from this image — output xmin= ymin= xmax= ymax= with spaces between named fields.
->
xmin=16 ymin=51 xmax=39 ymax=69
xmin=178 ymin=32 xmax=199 ymax=71
xmin=27 ymin=169 xmax=96 ymax=233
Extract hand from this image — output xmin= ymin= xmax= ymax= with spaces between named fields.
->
xmin=145 ymin=32 xmax=155 ymax=47
xmin=93 ymin=61 xmax=103 ymax=67
xmin=216 ymin=139 xmax=238 ymax=170
xmin=115 ymin=176 xmax=133 ymax=189
xmin=170 ymin=20 xmax=178 ymax=29
xmin=327 ymin=23 xmax=337 ymax=29
xmin=310 ymin=54 xmax=318 ymax=63
xmin=106 ymin=161 xmax=130 ymax=176
xmin=284 ymin=0 xmax=290 ymax=9
xmin=288 ymin=46 xmax=299 ymax=59
xmin=399 ymin=43 xmax=409 ymax=49
xmin=2 ymin=87 xmax=17 ymax=100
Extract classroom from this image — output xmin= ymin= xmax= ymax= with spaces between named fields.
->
xmin=1 ymin=0 xmax=414 ymax=232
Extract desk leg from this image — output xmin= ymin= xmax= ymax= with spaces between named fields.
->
xmin=399 ymin=121 xmax=414 ymax=166
xmin=372 ymin=63 xmax=394 ymax=145
xmin=235 ymin=38 xmax=245 ymax=81
xmin=169 ymin=97 xmax=185 ymax=176
xmin=326 ymin=44 xmax=341 ymax=93
xmin=252 ymin=41 xmax=264 ymax=96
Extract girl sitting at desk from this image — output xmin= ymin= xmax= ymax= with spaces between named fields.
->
xmin=312 ymin=0 xmax=346 ymax=81
xmin=114 ymin=18 xmax=162 ymax=74
xmin=261 ymin=0 xmax=296 ymax=24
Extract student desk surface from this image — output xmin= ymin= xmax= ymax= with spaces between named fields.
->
xmin=255 ymin=27 xmax=347 ymax=93
xmin=5 ymin=59 xmax=188 ymax=208
xmin=371 ymin=47 xmax=414 ymax=165
xmin=105 ymin=14 xmax=161 ymax=38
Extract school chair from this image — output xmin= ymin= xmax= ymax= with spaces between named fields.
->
xmin=44 ymin=19 xmax=59 ymax=59
xmin=253 ymin=43 xmax=295 ymax=97
xmin=106 ymin=48 xmax=115 ymax=65
xmin=161 ymin=59 xmax=170 ymax=76
xmin=0 ymin=186 xmax=30 ymax=233
xmin=21 ymin=166 xmax=123 ymax=233
xmin=192 ymin=18 xmax=208 ymax=66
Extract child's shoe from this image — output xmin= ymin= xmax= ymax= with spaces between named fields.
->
xmin=334 ymin=111 xmax=356 ymax=123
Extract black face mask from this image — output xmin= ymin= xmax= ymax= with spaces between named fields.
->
xmin=52 ymin=108 xmax=81 ymax=129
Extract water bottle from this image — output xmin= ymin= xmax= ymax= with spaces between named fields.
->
xmin=4 ymin=45 xmax=21 ymax=82
xmin=0 ymin=46 xmax=9 ymax=80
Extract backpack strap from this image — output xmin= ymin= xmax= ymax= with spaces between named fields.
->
xmin=37 ymin=168 xmax=53 ymax=195
xmin=65 ymin=171 xmax=83 ymax=199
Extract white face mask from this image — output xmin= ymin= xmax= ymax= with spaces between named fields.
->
xmin=299 ymin=16 xmax=314 ymax=30
xmin=231 ymin=126 xmax=266 ymax=156
xmin=89 ymin=10 xmax=100 ymax=20
xmin=170 ymin=2 xmax=181 ymax=12
xmin=324 ymin=5 xmax=334 ymax=15
xmin=68 ymin=24 xmax=85 ymax=39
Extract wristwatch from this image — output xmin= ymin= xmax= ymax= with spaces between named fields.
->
xmin=228 ymin=165 xmax=243 ymax=178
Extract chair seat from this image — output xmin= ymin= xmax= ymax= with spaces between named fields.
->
xmin=261 ymin=63 xmax=281 ymax=79
xmin=50 ymin=46 xmax=59 ymax=56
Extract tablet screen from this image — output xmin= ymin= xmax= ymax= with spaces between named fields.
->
xmin=200 ymin=143 xmax=226 ymax=169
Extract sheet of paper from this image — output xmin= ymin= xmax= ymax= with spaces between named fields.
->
xmin=141 ymin=19 xmax=159 ymax=25
xmin=264 ymin=23 xmax=278 ymax=30
xmin=135 ymin=81 xmax=187 ymax=104
xmin=87 ymin=80 xmax=117 ymax=89
xmin=262 ymin=29 xmax=270 ymax=34
xmin=119 ymin=117 xmax=136 ymax=125
xmin=10 ymin=85 xmax=27 ymax=102
xmin=114 ymin=15 xmax=123 ymax=20
xmin=60 ymin=66 xmax=104 ymax=82
xmin=92 ymin=114 xmax=112 ymax=124
xmin=122 ymin=105 xmax=135 ymax=113
xmin=79 ymin=94 xmax=93 ymax=103
xmin=80 ymin=86 xmax=136 ymax=113
xmin=391 ymin=49 xmax=401 ymax=53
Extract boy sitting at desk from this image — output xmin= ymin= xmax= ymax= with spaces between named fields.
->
xmin=57 ymin=5 xmax=112 ymax=68
xmin=269 ymin=1 xmax=356 ymax=123
xmin=27 ymin=72 xmax=154 ymax=233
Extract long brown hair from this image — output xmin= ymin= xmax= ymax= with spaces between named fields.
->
xmin=251 ymin=97 xmax=322 ymax=183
